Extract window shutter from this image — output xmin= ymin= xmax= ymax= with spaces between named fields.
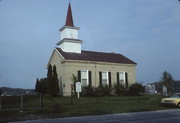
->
xmin=99 ymin=72 xmax=102 ymax=87
xmin=108 ymin=72 xmax=112 ymax=87
xmin=88 ymin=71 xmax=92 ymax=86
xmin=77 ymin=70 xmax=81 ymax=82
xmin=117 ymin=72 xmax=119 ymax=84
xmin=125 ymin=72 xmax=128 ymax=89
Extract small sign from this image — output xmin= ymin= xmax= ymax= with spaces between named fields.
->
xmin=76 ymin=82 xmax=81 ymax=92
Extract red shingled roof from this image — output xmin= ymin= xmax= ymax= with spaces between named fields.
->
xmin=56 ymin=48 xmax=137 ymax=65
xmin=65 ymin=3 xmax=74 ymax=27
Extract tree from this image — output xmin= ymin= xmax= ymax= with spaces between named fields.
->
xmin=47 ymin=65 xmax=59 ymax=97
xmin=126 ymin=83 xmax=145 ymax=96
xmin=39 ymin=78 xmax=47 ymax=94
xmin=47 ymin=65 xmax=53 ymax=96
xmin=71 ymin=74 xmax=78 ymax=93
xmin=160 ymin=71 xmax=174 ymax=93
xmin=52 ymin=65 xmax=59 ymax=96
xmin=35 ymin=78 xmax=47 ymax=94
xmin=0 ymin=88 xmax=2 ymax=96
xmin=35 ymin=78 xmax=40 ymax=93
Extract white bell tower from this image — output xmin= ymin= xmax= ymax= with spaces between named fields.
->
xmin=56 ymin=3 xmax=82 ymax=53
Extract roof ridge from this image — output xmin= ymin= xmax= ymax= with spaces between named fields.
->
xmin=82 ymin=50 xmax=121 ymax=55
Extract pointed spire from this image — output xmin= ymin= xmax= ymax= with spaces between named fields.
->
xmin=65 ymin=3 xmax=74 ymax=27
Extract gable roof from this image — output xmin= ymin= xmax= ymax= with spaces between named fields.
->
xmin=56 ymin=48 xmax=137 ymax=65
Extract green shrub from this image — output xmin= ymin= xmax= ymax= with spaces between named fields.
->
xmin=98 ymin=85 xmax=112 ymax=96
xmin=126 ymin=83 xmax=145 ymax=96
xmin=114 ymin=84 xmax=126 ymax=96
xmin=81 ymin=86 xmax=95 ymax=97
xmin=94 ymin=86 xmax=103 ymax=96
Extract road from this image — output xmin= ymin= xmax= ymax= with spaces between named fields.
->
xmin=10 ymin=109 xmax=180 ymax=123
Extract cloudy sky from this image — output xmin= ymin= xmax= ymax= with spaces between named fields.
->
xmin=0 ymin=0 xmax=180 ymax=89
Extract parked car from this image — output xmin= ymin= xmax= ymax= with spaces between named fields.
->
xmin=161 ymin=93 xmax=180 ymax=108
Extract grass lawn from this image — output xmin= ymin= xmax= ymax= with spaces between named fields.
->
xmin=0 ymin=95 xmax=175 ymax=122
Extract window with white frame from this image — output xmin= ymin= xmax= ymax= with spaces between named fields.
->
xmin=119 ymin=72 xmax=125 ymax=85
xmin=81 ymin=70 xmax=88 ymax=86
xmin=102 ymin=71 xmax=108 ymax=85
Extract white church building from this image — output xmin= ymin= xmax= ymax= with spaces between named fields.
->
xmin=48 ymin=3 xmax=137 ymax=96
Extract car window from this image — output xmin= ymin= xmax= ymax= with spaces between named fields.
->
xmin=171 ymin=94 xmax=180 ymax=98
xmin=177 ymin=94 xmax=180 ymax=97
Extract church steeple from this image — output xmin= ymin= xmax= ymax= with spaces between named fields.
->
xmin=65 ymin=3 xmax=74 ymax=27
xmin=57 ymin=2 xmax=83 ymax=53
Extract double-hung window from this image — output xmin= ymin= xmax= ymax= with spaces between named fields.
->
xmin=99 ymin=71 xmax=112 ymax=87
xmin=81 ymin=70 xmax=88 ymax=86
xmin=102 ymin=71 xmax=108 ymax=85
xmin=78 ymin=70 xmax=92 ymax=87
xmin=117 ymin=71 xmax=128 ymax=88
xmin=119 ymin=72 xmax=125 ymax=85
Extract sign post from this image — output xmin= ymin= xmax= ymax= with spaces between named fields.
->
xmin=76 ymin=82 xmax=81 ymax=99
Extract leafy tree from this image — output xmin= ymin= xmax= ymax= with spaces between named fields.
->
xmin=126 ymin=83 xmax=145 ymax=96
xmin=153 ymin=81 xmax=163 ymax=93
xmin=160 ymin=71 xmax=174 ymax=93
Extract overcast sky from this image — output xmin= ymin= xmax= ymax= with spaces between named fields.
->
xmin=0 ymin=0 xmax=180 ymax=89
